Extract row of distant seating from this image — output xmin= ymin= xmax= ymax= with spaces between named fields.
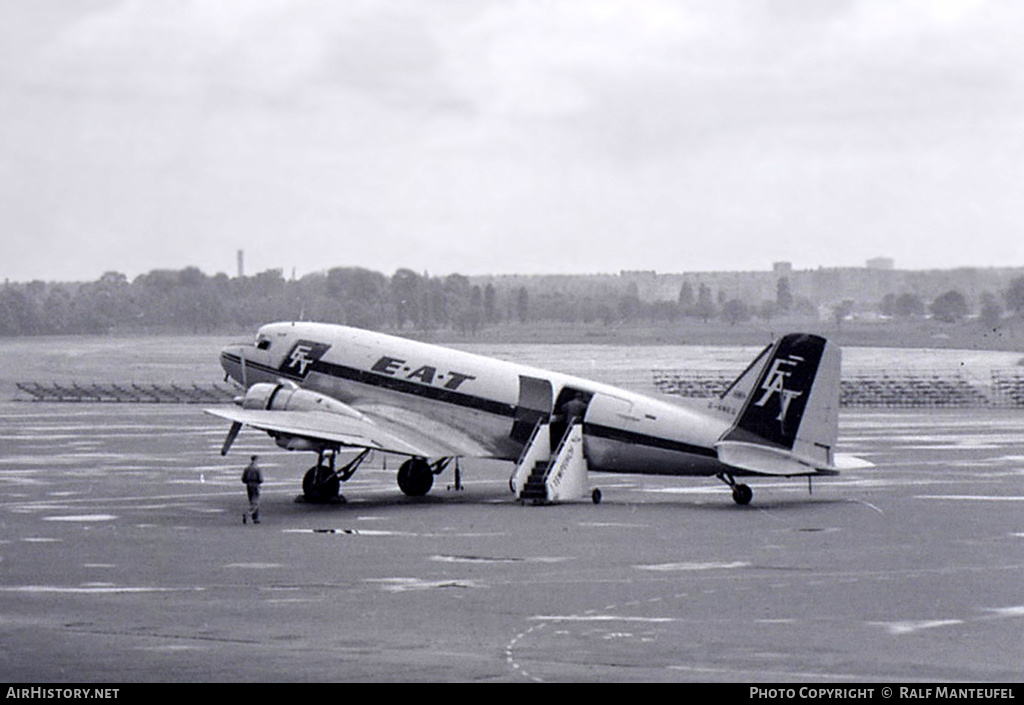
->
xmin=840 ymin=373 xmax=990 ymax=408
xmin=652 ymin=372 xmax=733 ymax=399
xmin=15 ymin=372 xmax=1024 ymax=408
xmin=991 ymin=370 xmax=1024 ymax=407
xmin=652 ymin=369 xmax=1024 ymax=408
xmin=15 ymin=382 xmax=236 ymax=404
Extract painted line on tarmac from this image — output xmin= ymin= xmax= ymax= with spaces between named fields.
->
xmin=982 ymin=605 xmax=1024 ymax=619
xmin=868 ymin=619 xmax=964 ymax=635
xmin=430 ymin=554 xmax=569 ymax=565
xmin=367 ymin=577 xmax=487 ymax=593
xmin=869 ymin=604 xmax=1024 ymax=636
xmin=667 ymin=663 xmax=917 ymax=682
xmin=635 ymin=561 xmax=749 ymax=572
xmin=508 ymin=560 xmax=746 ymax=682
xmin=43 ymin=514 xmax=118 ymax=522
xmin=845 ymin=498 xmax=885 ymax=514
xmin=529 ymin=614 xmax=677 ymax=623
xmin=0 ymin=490 xmax=241 ymax=509
xmin=505 ymin=559 xmax=1024 ymax=682
xmin=916 ymin=494 xmax=1024 ymax=501
xmin=0 ymin=585 xmax=205 ymax=594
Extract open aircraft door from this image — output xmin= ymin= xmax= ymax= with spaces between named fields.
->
xmin=511 ymin=375 xmax=554 ymax=444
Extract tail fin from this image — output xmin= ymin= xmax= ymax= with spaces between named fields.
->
xmin=715 ymin=333 xmax=840 ymax=476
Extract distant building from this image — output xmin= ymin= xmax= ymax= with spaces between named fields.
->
xmin=471 ymin=260 xmax=1024 ymax=314
xmin=237 ymin=250 xmax=245 ymax=278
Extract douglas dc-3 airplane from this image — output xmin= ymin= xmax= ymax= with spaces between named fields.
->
xmin=206 ymin=321 xmax=848 ymax=506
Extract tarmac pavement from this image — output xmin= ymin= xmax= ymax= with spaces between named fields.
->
xmin=1 ymin=403 xmax=1023 ymax=682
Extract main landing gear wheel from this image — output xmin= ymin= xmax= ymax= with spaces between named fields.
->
xmin=397 ymin=458 xmax=434 ymax=497
xmin=592 ymin=488 xmax=602 ymax=504
xmin=303 ymin=465 xmax=340 ymax=503
xmin=732 ymin=483 xmax=753 ymax=506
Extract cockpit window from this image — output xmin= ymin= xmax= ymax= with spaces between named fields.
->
xmin=256 ymin=337 xmax=271 ymax=351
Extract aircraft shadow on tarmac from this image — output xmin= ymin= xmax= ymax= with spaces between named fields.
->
xmin=268 ymin=486 xmax=853 ymax=514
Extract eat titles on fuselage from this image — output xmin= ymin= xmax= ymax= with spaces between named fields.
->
xmin=207 ymin=321 xmax=847 ymax=506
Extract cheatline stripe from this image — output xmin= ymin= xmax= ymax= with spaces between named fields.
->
xmin=314 ymin=358 xmax=517 ymax=417
xmin=224 ymin=352 xmax=514 ymax=417
xmin=585 ymin=423 xmax=717 ymax=458
xmin=222 ymin=353 xmax=717 ymax=459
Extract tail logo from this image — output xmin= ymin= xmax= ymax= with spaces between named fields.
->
xmin=726 ymin=333 xmax=827 ymax=450
xmin=754 ymin=354 xmax=805 ymax=431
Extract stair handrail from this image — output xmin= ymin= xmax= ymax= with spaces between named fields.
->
xmin=515 ymin=417 xmax=546 ymax=468
xmin=541 ymin=419 xmax=581 ymax=480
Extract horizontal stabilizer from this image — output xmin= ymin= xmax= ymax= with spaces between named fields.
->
xmin=834 ymin=453 xmax=874 ymax=470
xmin=716 ymin=440 xmax=838 ymax=476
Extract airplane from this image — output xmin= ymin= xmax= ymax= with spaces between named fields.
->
xmin=205 ymin=321 xmax=849 ymax=506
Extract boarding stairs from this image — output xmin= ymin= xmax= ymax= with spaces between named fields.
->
xmin=510 ymin=420 xmax=594 ymax=504
xmin=520 ymin=461 xmax=550 ymax=501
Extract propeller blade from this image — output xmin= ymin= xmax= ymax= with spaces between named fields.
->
xmin=221 ymin=421 xmax=243 ymax=456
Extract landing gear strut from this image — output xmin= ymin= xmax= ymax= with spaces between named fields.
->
xmin=717 ymin=473 xmax=753 ymax=506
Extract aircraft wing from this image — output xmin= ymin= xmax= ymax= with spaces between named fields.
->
xmin=204 ymin=402 xmax=490 ymax=460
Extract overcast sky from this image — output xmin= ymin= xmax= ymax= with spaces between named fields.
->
xmin=2 ymin=0 xmax=1022 ymax=283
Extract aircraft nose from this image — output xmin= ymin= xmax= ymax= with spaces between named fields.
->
xmin=220 ymin=343 xmax=250 ymax=385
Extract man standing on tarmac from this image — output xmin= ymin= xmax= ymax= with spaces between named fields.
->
xmin=242 ymin=455 xmax=263 ymax=525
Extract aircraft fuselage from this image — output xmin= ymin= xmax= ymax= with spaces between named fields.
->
xmin=219 ymin=322 xmax=741 ymax=477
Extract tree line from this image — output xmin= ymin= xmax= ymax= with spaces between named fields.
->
xmin=2 ymin=266 xmax=1024 ymax=337
xmin=0 ymin=267 xmax=503 ymax=336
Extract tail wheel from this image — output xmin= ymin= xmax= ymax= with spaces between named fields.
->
xmin=397 ymin=458 xmax=434 ymax=497
xmin=303 ymin=465 xmax=340 ymax=503
xmin=732 ymin=484 xmax=753 ymax=506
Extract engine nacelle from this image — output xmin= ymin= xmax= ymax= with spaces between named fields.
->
xmin=240 ymin=382 xmax=365 ymax=420
xmin=274 ymin=436 xmax=321 ymax=451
